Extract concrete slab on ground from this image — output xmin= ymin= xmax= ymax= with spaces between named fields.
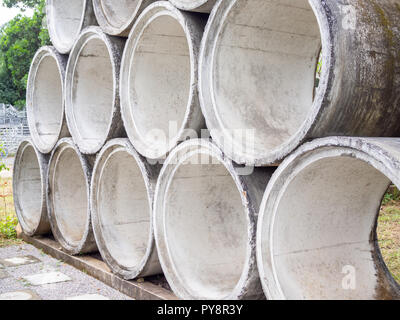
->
xmin=65 ymin=293 xmax=109 ymax=300
xmin=0 ymin=290 xmax=41 ymax=300
xmin=0 ymin=255 xmax=41 ymax=267
xmin=23 ymin=271 xmax=71 ymax=286
xmin=0 ymin=243 xmax=132 ymax=300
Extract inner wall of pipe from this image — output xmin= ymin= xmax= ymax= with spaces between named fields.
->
xmin=52 ymin=147 xmax=88 ymax=246
xmin=71 ymin=37 xmax=114 ymax=149
xmin=49 ymin=0 xmax=85 ymax=50
xmin=129 ymin=14 xmax=190 ymax=151
xmin=33 ymin=55 xmax=63 ymax=147
xmin=97 ymin=150 xmax=150 ymax=269
xmin=165 ymin=154 xmax=247 ymax=299
xmin=266 ymin=156 xmax=394 ymax=299
xmin=16 ymin=145 xmax=42 ymax=231
xmin=213 ymin=0 xmax=321 ymax=154
xmin=99 ymin=0 xmax=139 ymax=29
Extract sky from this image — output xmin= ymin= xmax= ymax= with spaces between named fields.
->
xmin=0 ymin=0 xmax=34 ymax=27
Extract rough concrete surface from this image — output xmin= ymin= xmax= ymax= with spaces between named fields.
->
xmin=47 ymin=138 xmax=97 ymax=255
xmin=0 ymin=243 xmax=131 ymax=300
xmin=169 ymin=0 xmax=217 ymax=12
xmin=257 ymin=137 xmax=400 ymax=300
xmin=65 ymin=26 xmax=126 ymax=155
xmin=91 ymin=139 xmax=162 ymax=280
xmin=26 ymin=46 xmax=69 ymax=154
xmin=93 ymin=0 xmax=155 ymax=36
xmin=199 ymin=0 xmax=400 ymax=166
xmin=154 ymin=139 xmax=274 ymax=300
xmin=13 ymin=139 xmax=50 ymax=236
xmin=120 ymin=1 xmax=206 ymax=160
xmin=46 ymin=0 xmax=97 ymax=54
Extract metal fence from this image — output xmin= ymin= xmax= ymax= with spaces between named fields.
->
xmin=0 ymin=104 xmax=30 ymax=155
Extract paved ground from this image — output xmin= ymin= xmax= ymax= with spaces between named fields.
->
xmin=0 ymin=243 xmax=132 ymax=300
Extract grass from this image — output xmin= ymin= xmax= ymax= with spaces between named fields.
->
xmin=0 ymin=177 xmax=22 ymax=247
xmin=378 ymin=185 xmax=400 ymax=284
xmin=0 ymin=163 xmax=398 ymax=286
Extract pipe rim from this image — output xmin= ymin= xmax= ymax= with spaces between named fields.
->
xmin=120 ymin=1 xmax=197 ymax=160
xmin=91 ymin=138 xmax=156 ymax=279
xmin=47 ymin=138 xmax=92 ymax=255
xmin=92 ymin=0 xmax=145 ymax=36
xmin=256 ymin=136 xmax=400 ymax=300
xmin=26 ymin=46 xmax=66 ymax=154
xmin=46 ymin=0 xmax=88 ymax=54
xmin=65 ymin=26 xmax=119 ymax=155
xmin=154 ymin=139 xmax=255 ymax=300
xmin=198 ymin=0 xmax=332 ymax=166
xmin=169 ymin=0 xmax=211 ymax=11
xmin=13 ymin=139 xmax=48 ymax=236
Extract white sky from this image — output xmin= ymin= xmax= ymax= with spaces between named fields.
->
xmin=0 ymin=0 xmax=34 ymax=27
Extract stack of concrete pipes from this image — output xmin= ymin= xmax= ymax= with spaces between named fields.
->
xmin=12 ymin=0 xmax=400 ymax=300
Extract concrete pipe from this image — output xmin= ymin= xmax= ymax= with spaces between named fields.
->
xmin=199 ymin=0 xmax=400 ymax=166
xmin=257 ymin=137 xmax=400 ymax=300
xmin=154 ymin=139 xmax=274 ymax=299
xmin=169 ymin=0 xmax=216 ymax=12
xmin=93 ymin=0 xmax=155 ymax=36
xmin=46 ymin=0 xmax=97 ymax=54
xmin=91 ymin=139 xmax=161 ymax=279
xmin=26 ymin=46 xmax=68 ymax=154
xmin=120 ymin=1 xmax=206 ymax=160
xmin=65 ymin=26 xmax=126 ymax=155
xmin=13 ymin=140 xmax=50 ymax=236
xmin=47 ymin=138 xmax=97 ymax=255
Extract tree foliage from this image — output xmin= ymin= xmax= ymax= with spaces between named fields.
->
xmin=0 ymin=0 xmax=50 ymax=109
xmin=2 ymin=0 xmax=42 ymax=10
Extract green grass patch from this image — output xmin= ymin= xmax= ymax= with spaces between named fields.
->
xmin=0 ymin=177 xmax=21 ymax=247
xmin=378 ymin=185 xmax=400 ymax=284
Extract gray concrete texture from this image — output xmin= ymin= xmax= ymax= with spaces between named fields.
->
xmin=46 ymin=138 xmax=97 ymax=255
xmin=26 ymin=46 xmax=69 ymax=154
xmin=46 ymin=0 xmax=98 ymax=54
xmin=93 ymin=0 xmax=156 ymax=36
xmin=199 ymin=0 xmax=400 ymax=166
xmin=169 ymin=0 xmax=217 ymax=12
xmin=154 ymin=139 xmax=275 ymax=299
xmin=90 ymin=138 xmax=161 ymax=280
xmin=14 ymin=0 xmax=400 ymax=300
xmin=257 ymin=137 xmax=400 ymax=300
xmin=0 ymin=243 xmax=131 ymax=300
xmin=13 ymin=139 xmax=50 ymax=236
xmin=120 ymin=1 xmax=206 ymax=160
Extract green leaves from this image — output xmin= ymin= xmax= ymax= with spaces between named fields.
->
xmin=0 ymin=0 xmax=49 ymax=109
xmin=0 ymin=214 xmax=18 ymax=239
xmin=2 ymin=0 xmax=42 ymax=10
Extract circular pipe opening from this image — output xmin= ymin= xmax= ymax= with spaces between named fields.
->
xmin=13 ymin=141 xmax=48 ymax=236
xmin=46 ymin=0 xmax=87 ymax=54
xmin=66 ymin=28 xmax=118 ymax=154
xmin=47 ymin=139 xmax=94 ymax=254
xmin=27 ymin=47 xmax=65 ymax=154
xmin=91 ymin=140 xmax=160 ymax=279
xmin=257 ymin=138 xmax=400 ymax=300
xmin=377 ymin=184 xmax=400 ymax=284
xmin=200 ymin=0 xmax=325 ymax=165
xmin=93 ymin=0 xmax=146 ymax=36
xmin=121 ymin=3 xmax=202 ymax=159
xmin=154 ymin=140 xmax=259 ymax=300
